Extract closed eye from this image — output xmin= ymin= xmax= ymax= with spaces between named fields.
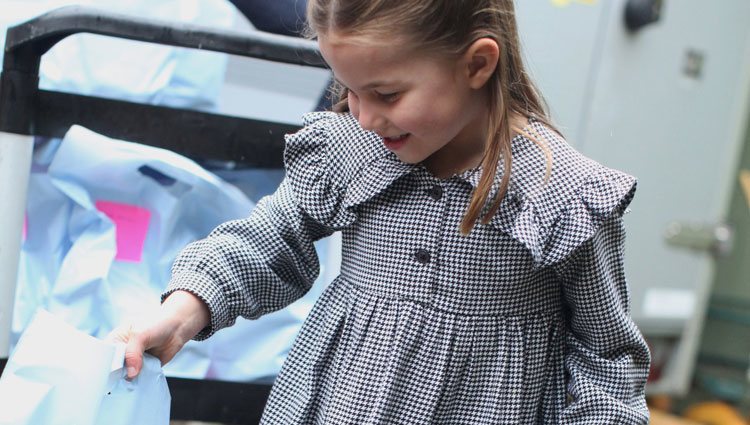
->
xmin=375 ymin=91 xmax=401 ymax=103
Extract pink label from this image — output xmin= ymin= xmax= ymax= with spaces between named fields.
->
xmin=23 ymin=213 xmax=27 ymax=242
xmin=95 ymin=201 xmax=151 ymax=262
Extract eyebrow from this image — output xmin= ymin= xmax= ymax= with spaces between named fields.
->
xmin=336 ymin=77 xmax=395 ymax=92
xmin=361 ymin=80 xmax=395 ymax=90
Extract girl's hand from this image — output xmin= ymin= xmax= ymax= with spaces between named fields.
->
xmin=107 ymin=290 xmax=210 ymax=379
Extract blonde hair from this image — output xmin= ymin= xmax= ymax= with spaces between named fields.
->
xmin=306 ymin=0 xmax=555 ymax=234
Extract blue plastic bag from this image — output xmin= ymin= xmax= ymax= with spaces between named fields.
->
xmin=15 ymin=125 xmax=255 ymax=378
xmin=15 ymin=125 xmax=342 ymax=382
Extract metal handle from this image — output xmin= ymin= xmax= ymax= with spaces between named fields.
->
xmin=624 ymin=0 xmax=664 ymax=32
xmin=1 ymin=5 xmax=327 ymax=137
xmin=0 ymin=133 xmax=34 ymax=358
xmin=3 ymin=5 xmax=326 ymax=72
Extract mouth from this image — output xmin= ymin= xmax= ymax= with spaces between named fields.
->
xmin=382 ymin=133 xmax=410 ymax=151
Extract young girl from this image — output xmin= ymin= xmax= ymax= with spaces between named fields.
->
xmin=119 ymin=0 xmax=651 ymax=423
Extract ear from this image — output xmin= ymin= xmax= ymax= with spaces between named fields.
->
xmin=462 ymin=38 xmax=500 ymax=90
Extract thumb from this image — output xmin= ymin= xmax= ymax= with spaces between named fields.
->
xmin=123 ymin=327 xmax=148 ymax=379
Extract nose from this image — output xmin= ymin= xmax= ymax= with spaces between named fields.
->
xmin=355 ymin=99 xmax=386 ymax=133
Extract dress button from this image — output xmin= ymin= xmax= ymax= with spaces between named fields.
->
xmin=415 ymin=249 xmax=431 ymax=264
xmin=426 ymin=184 xmax=443 ymax=201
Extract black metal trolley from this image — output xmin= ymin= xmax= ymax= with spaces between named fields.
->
xmin=0 ymin=6 xmax=328 ymax=424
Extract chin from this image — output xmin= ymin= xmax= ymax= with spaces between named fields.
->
xmin=393 ymin=153 xmax=423 ymax=165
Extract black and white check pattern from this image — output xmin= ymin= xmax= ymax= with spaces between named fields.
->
xmin=166 ymin=112 xmax=650 ymax=424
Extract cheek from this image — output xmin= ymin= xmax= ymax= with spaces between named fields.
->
xmin=396 ymin=105 xmax=448 ymax=134
xmin=427 ymin=99 xmax=467 ymax=130
xmin=399 ymin=90 xmax=457 ymax=130
xmin=390 ymin=100 xmax=426 ymax=130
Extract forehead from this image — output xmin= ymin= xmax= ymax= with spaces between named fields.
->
xmin=318 ymin=31 xmax=444 ymax=87
xmin=319 ymin=31 xmax=413 ymax=64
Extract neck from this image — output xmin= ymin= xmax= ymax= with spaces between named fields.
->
xmin=423 ymin=108 xmax=490 ymax=179
xmin=424 ymin=143 xmax=486 ymax=179
xmin=423 ymin=110 xmax=529 ymax=180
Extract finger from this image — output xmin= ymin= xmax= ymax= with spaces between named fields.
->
xmin=105 ymin=324 xmax=132 ymax=344
xmin=123 ymin=327 xmax=147 ymax=379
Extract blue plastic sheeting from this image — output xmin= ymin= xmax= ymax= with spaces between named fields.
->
xmin=15 ymin=125 xmax=251 ymax=378
xmin=14 ymin=126 xmax=340 ymax=382
xmin=0 ymin=0 xmax=237 ymax=111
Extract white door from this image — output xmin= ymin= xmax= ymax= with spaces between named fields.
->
xmin=517 ymin=0 xmax=750 ymax=395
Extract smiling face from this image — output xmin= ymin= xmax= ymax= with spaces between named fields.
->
xmin=318 ymin=32 xmax=493 ymax=177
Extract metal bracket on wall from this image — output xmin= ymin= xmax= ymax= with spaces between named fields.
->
xmin=663 ymin=222 xmax=734 ymax=257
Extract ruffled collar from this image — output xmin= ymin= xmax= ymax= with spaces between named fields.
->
xmin=356 ymin=118 xmax=630 ymax=269
xmin=290 ymin=112 xmax=635 ymax=269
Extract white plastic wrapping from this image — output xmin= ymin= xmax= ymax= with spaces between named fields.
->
xmin=0 ymin=309 xmax=170 ymax=425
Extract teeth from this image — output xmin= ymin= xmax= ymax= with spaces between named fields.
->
xmin=382 ymin=133 xmax=409 ymax=143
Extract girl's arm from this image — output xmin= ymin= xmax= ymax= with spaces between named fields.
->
xmin=555 ymin=216 xmax=650 ymax=424
xmin=164 ymin=178 xmax=334 ymax=341
xmin=116 ymin=113 xmax=350 ymax=377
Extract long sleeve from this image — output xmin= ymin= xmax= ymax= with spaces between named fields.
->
xmin=554 ymin=216 xmax=650 ymax=424
xmin=164 ymin=112 xmax=406 ymax=341
xmin=165 ymin=179 xmax=334 ymax=340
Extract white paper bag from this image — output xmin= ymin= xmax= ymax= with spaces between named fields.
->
xmin=0 ymin=310 xmax=170 ymax=425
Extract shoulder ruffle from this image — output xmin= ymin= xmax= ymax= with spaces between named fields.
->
xmin=543 ymin=166 xmax=636 ymax=266
xmin=283 ymin=112 xmax=414 ymax=228
xmin=486 ymin=121 xmax=636 ymax=268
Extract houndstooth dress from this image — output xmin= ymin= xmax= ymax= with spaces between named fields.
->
xmin=165 ymin=112 xmax=651 ymax=424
